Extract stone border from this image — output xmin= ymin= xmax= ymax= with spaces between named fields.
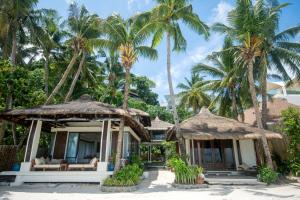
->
xmin=101 ymin=185 xmax=139 ymax=193
xmin=172 ymin=183 xmax=209 ymax=189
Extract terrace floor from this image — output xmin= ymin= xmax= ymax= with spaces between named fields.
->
xmin=1 ymin=170 xmax=300 ymax=200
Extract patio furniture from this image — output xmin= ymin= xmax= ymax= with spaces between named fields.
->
xmin=67 ymin=157 xmax=98 ymax=171
xmin=31 ymin=158 xmax=64 ymax=171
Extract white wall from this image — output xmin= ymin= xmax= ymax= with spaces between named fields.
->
xmin=239 ymin=139 xmax=257 ymax=167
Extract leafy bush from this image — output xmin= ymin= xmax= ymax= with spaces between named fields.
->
xmin=130 ymin=154 xmax=143 ymax=169
xmin=281 ymin=107 xmax=300 ymax=176
xmin=168 ymin=158 xmax=203 ymax=184
xmin=103 ymin=164 xmax=143 ymax=186
xmin=258 ymin=166 xmax=279 ymax=185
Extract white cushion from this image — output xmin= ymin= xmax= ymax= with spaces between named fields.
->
xmin=50 ymin=159 xmax=62 ymax=164
xmin=34 ymin=164 xmax=61 ymax=168
xmin=35 ymin=157 xmax=45 ymax=165
xmin=68 ymin=164 xmax=94 ymax=168
xmin=90 ymin=157 xmax=98 ymax=165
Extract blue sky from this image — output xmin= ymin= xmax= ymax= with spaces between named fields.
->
xmin=38 ymin=0 xmax=300 ymax=105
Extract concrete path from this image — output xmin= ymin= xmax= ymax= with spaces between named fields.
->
xmin=1 ymin=170 xmax=300 ymax=200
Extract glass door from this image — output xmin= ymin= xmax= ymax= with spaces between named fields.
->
xmin=66 ymin=133 xmax=79 ymax=163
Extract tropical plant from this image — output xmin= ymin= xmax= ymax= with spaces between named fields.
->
xmin=177 ymin=72 xmax=210 ymax=114
xmin=102 ymin=14 xmax=157 ymax=172
xmin=212 ymin=0 xmax=274 ymax=168
xmin=103 ymin=164 xmax=143 ymax=186
xmin=45 ymin=3 xmax=101 ymax=104
xmin=193 ymin=37 xmax=248 ymax=119
xmin=168 ymin=157 xmax=202 ymax=184
xmin=281 ymin=107 xmax=300 ymax=176
xmin=148 ymin=0 xmax=209 ymax=155
xmin=258 ymin=166 xmax=279 ymax=185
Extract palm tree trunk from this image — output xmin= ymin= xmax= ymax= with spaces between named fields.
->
xmin=166 ymin=32 xmax=186 ymax=156
xmin=247 ymin=61 xmax=273 ymax=169
xmin=11 ymin=31 xmax=17 ymax=66
xmin=44 ymin=55 xmax=50 ymax=96
xmin=64 ymin=52 xmax=86 ymax=102
xmin=261 ymin=67 xmax=268 ymax=129
xmin=114 ymin=67 xmax=131 ymax=173
xmin=231 ymin=88 xmax=238 ymax=120
xmin=45 ymin=52 xmax=79 ymax=105
xmin=0 ymin=121 xmax=4 ymax=144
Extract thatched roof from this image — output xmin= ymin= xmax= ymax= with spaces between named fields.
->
xmin=0 ymin=95 xmax=150 ymax=141
xmin=146 ymin=117 xmax=174 ymax=130
xmin=244 ymin=98 xmax=300 ymax=126
xmin=168 ymin=107 xmax=282 ymax=140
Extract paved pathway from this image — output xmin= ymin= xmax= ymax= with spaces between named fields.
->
xmin=1 ymin=170 xmax=300 ymax=200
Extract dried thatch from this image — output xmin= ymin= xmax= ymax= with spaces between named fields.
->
xmin=0 ymin=95 xmax=150 ymax=141
xmin=146 ymin=117 xmax=174 ymax=130
xmin=168 ymin=107 xmax=283 ymax=140
xmin=244 ymin=98 xmax=300 ymax=126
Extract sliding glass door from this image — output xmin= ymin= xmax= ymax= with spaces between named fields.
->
xmin=66 ymin=133 xmax=79 ymax=163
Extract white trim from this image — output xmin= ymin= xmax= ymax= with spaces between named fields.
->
xmin=100 ymin=121 xmax=105 ymax=161
xmin=124 ymin=127 xmax=141 ymax=142
xmin=24 ymin=120 xmax=35 ymax=162
xmin=29 ymin=120 xmax=42 ymax=161
xmin=51 ymin=132 xmax=57 ymax=157
xmin=192 ymin=139 xmax=195 ymax=165
xmin=51 ymin=127 xmax=102 ymax=132
xmin=63 ymin=132 xmax=70 ymax=160
xmin=105 ymin=120 xmax=112 ymax=162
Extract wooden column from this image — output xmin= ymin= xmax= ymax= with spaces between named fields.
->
xmin=24 ymin=120 xmax=42 ymax=162
xmin=233 ymin=139 xmax=240 ymax=170
xmin=191 ymin=139 xmax=195 ymax=165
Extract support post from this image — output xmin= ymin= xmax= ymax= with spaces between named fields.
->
xmin=233 ymin=139 xmax=240 ymax=170
xmin=191 ymin=139 xmax=195 ymax=165
xmin=185 ymin=139 xmax=191 ymax=164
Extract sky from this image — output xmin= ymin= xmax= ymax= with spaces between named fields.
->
xmin=37 ymin=0 xmax=300 ymax=105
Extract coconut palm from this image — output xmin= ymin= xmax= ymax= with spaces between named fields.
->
xmin=177 ymin=73 xmax=210 ymax=114
xmin=212 ymin=0 xmax=274 ymax=168
xmin=32 ymin=9 xmax=64 ymax=96
xmin=102 ymin=15 xmax=157 ymax=172
xmin=147 ymin=0 xmax=209 ymax=154
xmin=193 ymin=37 xmax=247 ymax=120
xmin=45 ymin=3 xmax=101 ymax=104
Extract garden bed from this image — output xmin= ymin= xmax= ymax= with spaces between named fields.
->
xmin=101 ymin=184 xmax=139 ymax=192
xmin=172 ymin=183 xmax=208 ymax=189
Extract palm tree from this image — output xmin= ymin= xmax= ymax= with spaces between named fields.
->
xmin=45 ymin=3 xmax=101 ymax=104
xmin=102 ymin=15 xmax=157 ymax=172
xmin=64 ymin=5 xmax=102 ymax=102
xmin=193 ymin=37 xmax=247 ymax=120
xmin=212 ymin=0 xmax=278 ymax=168
xmin=33 ymin=10 xmax=64 ymax=96
xmin=257 ymin=1 xmax=300 ymax=128
xmin=177 ymin=73 xmax=210 ymax=114
xmin=0 ymin=0 xmax=41 ymax=145
xmin=148 ymin=0 xmax=209 ymax=155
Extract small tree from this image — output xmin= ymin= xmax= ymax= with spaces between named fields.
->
xmin=282 ymin=107 xmax=300 ymax=176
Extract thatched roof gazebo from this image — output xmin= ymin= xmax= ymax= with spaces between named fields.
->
xmin=168 ymin=107 xmax=283 ymax=140
xmin=146 ymin=117 xmax=174 ymax=130
xmin=0 ymin=94 xmax=150 ymax=141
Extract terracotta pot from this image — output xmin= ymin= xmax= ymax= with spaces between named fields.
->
xmin=196 ymin=177 xmax=204 ymax=184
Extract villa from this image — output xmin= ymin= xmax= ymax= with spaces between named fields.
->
xmin=0 ymin=95 xmax=283 ymax=185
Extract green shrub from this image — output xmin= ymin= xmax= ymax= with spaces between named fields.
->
xmin=282 ymin=107 xmax=300 ymax=176
xmin=168 ymin=158 xmax=203 ymax=184
xmin=103 ymin=164 xmax=143 ymax=186
xmin=258 ymin=166 xmax=279 ymax=185
xmin=130 ymin=154 xmax=143 ymax=168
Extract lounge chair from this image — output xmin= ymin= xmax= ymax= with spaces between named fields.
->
xmin=31 ymin=157 xmax=64 ymax=171
xmin=67 ymin=157 xmax=98 ymax=171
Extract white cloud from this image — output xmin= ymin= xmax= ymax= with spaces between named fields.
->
xmin=128 ymin=0 xmax=150 ymax=11
xmin=209 ymin=1 xmax=233 ymax=25
xmin=65 ymin=0 xmax=75 ymax=4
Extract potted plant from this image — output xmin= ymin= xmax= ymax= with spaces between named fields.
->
xmin=107 ymin=153 xmax=116 ymax=171
xmin=11 ymin=148 xmax=25 ymax=171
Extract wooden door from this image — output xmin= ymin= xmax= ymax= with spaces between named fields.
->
xmin=53 ymin=131 xmax=68 ymax=159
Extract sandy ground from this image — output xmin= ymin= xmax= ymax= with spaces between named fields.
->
xmin=1 ymin=170 xmax=300 ymax=200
